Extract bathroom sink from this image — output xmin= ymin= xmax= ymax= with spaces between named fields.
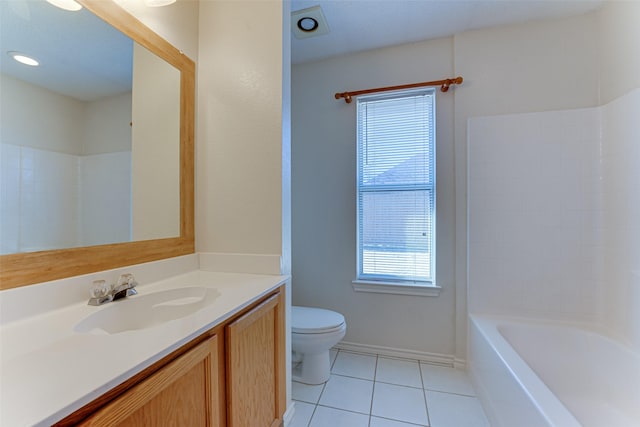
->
xmin=74 ymin=286 xmax=221 ymax=335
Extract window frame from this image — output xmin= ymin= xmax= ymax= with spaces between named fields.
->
xmin=353 ymin=88 xmax=439 ymax=296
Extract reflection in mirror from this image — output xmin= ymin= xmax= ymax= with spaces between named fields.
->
xmin=0 ymin=0 xmax=180 ymax=255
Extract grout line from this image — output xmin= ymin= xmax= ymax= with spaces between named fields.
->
xmin=424 ymin=388 xmax=477 ymax=398
xmin=302 ymin=349 xmax=480 ymax=427
xmin=375 ymin=378 xmax=424 ymax=390
xmin=315 ymin=379 xmax=328 ymax=405
xmin=315 ymin=403 xmax=371 ymax=417
xmin=307 ymin=403 xmax=317 ymax=427
xmin=368 ymin=354 xmax=379 ymax=426
xmin=419 ymin=359 xmax=431 ymax=427
xmin=330 ymin=348 xmax=339 ymax=370
xmin=329 ymin=373 xmax=376 ymax=381
xmin=306 ymin=380 xmax=327 ymax=427
xmin=371 ymin=414 xmax=428 ymax=426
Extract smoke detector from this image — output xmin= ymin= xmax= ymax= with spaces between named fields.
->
xmin=291 ymin=6 xmax=330 ymax=39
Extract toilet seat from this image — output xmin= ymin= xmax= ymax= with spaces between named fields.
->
xmin=292 ymin=306 xmax=345 ymax=334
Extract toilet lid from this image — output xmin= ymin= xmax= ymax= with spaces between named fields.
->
xmin=292 ymin=306 xmax=345 ymax=334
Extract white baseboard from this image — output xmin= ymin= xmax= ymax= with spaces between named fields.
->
xmin=335 ymin=341 xmax=463 ymax=368
xmin=283 ymin=402 xmax=296 ymax=426
xmin=454 ymin=357 xmax=467 ymax=369
xmin=198 ymin=252 xmax=282 ymax=275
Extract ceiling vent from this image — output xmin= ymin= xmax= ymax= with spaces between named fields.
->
xmin=291 ymin=5 xmax=330 ymax=39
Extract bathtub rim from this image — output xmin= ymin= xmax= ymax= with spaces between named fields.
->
xmin=469 ymin=314 xmax=584 ymax=427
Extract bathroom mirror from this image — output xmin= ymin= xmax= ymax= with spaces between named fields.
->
xmin=0 ymin=0 xmax=195 ymax=289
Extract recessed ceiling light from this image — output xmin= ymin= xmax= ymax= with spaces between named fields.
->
xmin=8 ymin=52 xmax=39 ymax=67
xmin=144 ymin=0 xmax=176 ymax=7
xmin=45 ymin=0 xmax=82 ymax=12
xmin=291 ymin=6 xmax=330 ymax=40
xmin=298 ymin=17 xmax=319 ymax=32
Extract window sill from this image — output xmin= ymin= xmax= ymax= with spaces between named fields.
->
xmin=351 ymin=280 xmax=441 ymax=297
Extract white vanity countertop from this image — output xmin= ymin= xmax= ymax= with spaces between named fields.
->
xmin=0 ymin=270 xmax=288 ymax=426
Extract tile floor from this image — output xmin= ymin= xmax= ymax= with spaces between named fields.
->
xmin=289 ymin=349 xmax=489 ymax=427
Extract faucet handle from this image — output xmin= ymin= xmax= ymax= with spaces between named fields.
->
xmin=88 ymin=280 xmax=113 ymax=306
xmin=90 ymin=280 xmax=110 ymax=299
xmin=112 ymin=273 xmax=138 ymax=300
xmin=116 ymin=273 xmax=136 ymax=288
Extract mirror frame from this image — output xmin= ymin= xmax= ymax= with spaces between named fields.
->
xmin=0 ymin=0 xmax=195 ymax=290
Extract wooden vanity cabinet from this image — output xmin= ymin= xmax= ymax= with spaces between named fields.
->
xmin=56 ymin=287 xmax=285 ymax=427
xmin=77 ymin=334 xmax=224 ymax=426
xmin=226 ymin=292 xmax=286 ymax=427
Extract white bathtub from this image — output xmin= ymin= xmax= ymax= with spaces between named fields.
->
xmin=468 ymin=315 xmax=640 ymax=427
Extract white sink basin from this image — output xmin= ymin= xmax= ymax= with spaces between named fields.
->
xmin=74 ymin=287 xmax=221 ymax=335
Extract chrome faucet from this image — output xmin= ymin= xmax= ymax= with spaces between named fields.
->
xmin=88 ymin=273 xmax=138 ymax=306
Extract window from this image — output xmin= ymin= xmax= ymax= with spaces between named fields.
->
xmin=355 ymin=88 xmax=437 ymax=294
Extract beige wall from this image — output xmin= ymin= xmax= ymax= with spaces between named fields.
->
xmin=131 ymin=43 xmax=181 ymax=241
xmin=83 ymin=92 xmax=132 ymax=155
xmin=117 ymin=0 xmax=199 ymax=61
xmin=0 ymin=74 xmax=84 ymax=155
xmin=196 ymin=1 xmax=286 ymax=256
xmin=1 ymin=75 xmax=130 ymax=156
xmin=598 ymin=1 xmax=640 ymax=104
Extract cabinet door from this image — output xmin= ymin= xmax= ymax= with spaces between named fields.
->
xmin=80 ymin=335 xmax=223 ymax=427
xmin=226 ymin=291 xmax=285 ymax=427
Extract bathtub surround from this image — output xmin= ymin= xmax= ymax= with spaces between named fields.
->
xmin=466 ymin=85 xmax=640 ymax=427
xmin=466 ymin=3 xmax=640 ymax=348
xmin=467 ymin=86 xmax=640 ymax=349
xmin=601 ymin=89 xmax=640 ymax=352
xmin=468 ymin=106 xmax=603 ymax=321
xmin=0 ymin=75 xmax=133 ymax=253
xmin=465 ymin=2 xmax=640 ymax=423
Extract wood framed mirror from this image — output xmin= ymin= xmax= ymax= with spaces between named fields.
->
xmin=0 ymin=0 xmax=195 ymax=290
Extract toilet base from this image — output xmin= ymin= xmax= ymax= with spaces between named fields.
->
xmin=291 ymin=350 xmax=331 ymax=385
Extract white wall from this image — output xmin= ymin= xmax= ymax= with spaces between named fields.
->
xmin=292 ymin=37 xmax=457 ymax=357
xmin=196 ymin=1 xmax=287 ymax=259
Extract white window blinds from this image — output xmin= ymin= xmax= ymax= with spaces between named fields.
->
xmin=356 ymin=89 xmax=436 ymax=284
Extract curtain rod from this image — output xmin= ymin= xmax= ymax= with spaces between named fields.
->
xmin=334 ymin=76 xmax=463 ymax=104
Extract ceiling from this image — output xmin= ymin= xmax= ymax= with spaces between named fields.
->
xmin=0 ymin=0 xmax=132 ymax=102
xmin=290 ymin=0 xmax=605 ymax=64
xmin=1 ymin=1 xmax=606 ymax=99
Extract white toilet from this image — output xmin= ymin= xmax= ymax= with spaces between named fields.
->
xmin=291 ymin=306 xmax=346 ymax=385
